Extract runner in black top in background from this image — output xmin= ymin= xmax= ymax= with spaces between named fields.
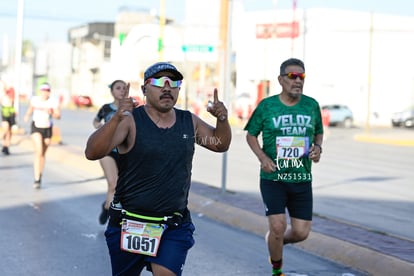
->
xmin=93 ymin=80 xmax=128 ymax=225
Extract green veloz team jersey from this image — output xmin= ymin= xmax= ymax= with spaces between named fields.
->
xmin=244 ymin=94 xmax=323 ymax=183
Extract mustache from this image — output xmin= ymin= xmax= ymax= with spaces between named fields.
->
xmin=159 ymin=93 xmax=174 ymax=100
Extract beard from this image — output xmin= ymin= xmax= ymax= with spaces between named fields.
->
xmin=287 ymin=90 xmax=302 ymax=99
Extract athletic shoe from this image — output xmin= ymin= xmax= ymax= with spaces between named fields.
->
xmin=33 ymin=180 xmax=41 ymax=189
xmin=99 ymin=202 xmax=109 ymax=224
xmin=2 ymin=146 xmax=10 ymax=155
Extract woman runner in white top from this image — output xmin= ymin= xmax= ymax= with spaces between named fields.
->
xmin=24 ymin=83 xmax=61 ymax=189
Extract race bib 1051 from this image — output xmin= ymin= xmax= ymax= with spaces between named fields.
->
xmin=120 ymin=219 xmax=165 ymax=256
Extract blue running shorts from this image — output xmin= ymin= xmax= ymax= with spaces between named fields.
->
xmin=105 ymin=222 xmax=195 ymax=276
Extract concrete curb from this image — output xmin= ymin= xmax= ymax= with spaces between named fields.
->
xmin=295 ymin=232 xmax=414 ymax=276
xmin=188 ymin=192 xmax=414 ymax=276
xmin=14 ymin=135 xmax=414 ymax=276
xmin=354 ymin=134 xmax=414 ymax=147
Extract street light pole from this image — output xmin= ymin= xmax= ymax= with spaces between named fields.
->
xmin=14 ymin=0 xmax=24 ymax=117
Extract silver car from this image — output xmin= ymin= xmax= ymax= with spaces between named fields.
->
xmin=321 ymin=105 xmax=354 ymax=128
xmin=391 ymin=108 xmax=414 ymax=128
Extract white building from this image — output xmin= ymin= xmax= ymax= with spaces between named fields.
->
xmin=234 ymin=7 xmax=414 ymax=126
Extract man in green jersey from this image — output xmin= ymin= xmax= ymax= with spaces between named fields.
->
xmin=244 ymin=58 xmax=323 ymax=276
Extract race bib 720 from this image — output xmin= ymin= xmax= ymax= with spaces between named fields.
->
xmin=276 ymin=136 xmax=309 ymax=159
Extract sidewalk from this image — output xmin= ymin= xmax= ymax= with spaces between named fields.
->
xmin=189 ymin=182 xmax=414 ymax=276
xmin=5 ymin=132 xmax=414 ymax=276
xmin=353 ymin=127 xmax=414 ymax=146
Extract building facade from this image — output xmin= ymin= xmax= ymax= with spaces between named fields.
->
xmin=234 ymin=7 xmax=414 ymax=126
xmin=9 ymin=2 xmax=414 ymax=127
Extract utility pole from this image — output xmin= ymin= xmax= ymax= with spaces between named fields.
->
xmin=14 ymin=0 xmax=24 ymax=117
xmin=158 ymin=0 xmax=166 ymax=61
xmin=291 ymin=0 xmax=297 ymax=56
xmin=365 ymin=12 xmax=374 ymax=132
xmin=219 ymin=0 xmax=232 ymax=194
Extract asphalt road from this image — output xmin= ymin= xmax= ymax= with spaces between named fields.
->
xmin=53 ymin=106 xmax=414 ymax=241
xmin=0 ymin=133 xmax=365 ymax=275
xmin=191 ymin=126 xmax=414 ymax=241
xmin=3 ymin=104 xmax=412 ymax=275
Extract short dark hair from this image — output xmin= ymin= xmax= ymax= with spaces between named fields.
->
xmin=280 ymin=58 xmax=305 ymax=75
xmin=108 ymin=80 xmax=125 ymax=90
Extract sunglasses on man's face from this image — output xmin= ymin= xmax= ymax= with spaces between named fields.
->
xmin=148 ymin=76 xmax=182 ymax=88
xmin=282 ymin=72 xmax=306 ymax=80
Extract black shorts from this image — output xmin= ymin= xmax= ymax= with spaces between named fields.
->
xmin=260 ymin=178 xmax=313 ymax=220
xmin=1 ymin=114 xmax=16 ymax=126
xmin=107 ymin=150 xmax=120 ymax=168
xmin=31 ymin=122 xmax=52 ymax=139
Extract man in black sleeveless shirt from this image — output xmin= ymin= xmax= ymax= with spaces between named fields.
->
xmin=85 ymin=62 xmax=231 ymax=276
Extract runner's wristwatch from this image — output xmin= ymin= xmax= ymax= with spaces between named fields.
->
xmin=313 ymin=143 xmax=322 ymax=153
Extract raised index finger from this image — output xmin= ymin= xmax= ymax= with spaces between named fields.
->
xmin=213 ymin=88 xmax=219 ymax=103
xmin=121 ymin=82 xmax=132 ymax=116
xmin=124 ymin=82 xmax=130 ymax=99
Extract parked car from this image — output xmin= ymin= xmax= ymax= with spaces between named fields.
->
xmin=72 ymin=95 xmax=93 ymax=108
xmin=321 ymin=104 xmax=353 ymax=128
xmin=391 ymin=107 xmax=414 ymax=128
